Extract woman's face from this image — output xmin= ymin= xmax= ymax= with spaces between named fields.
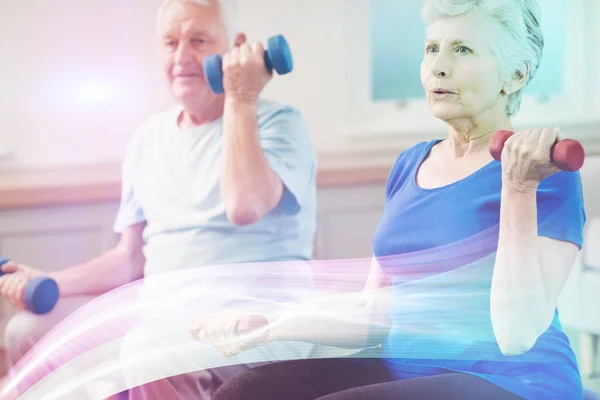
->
xmin=420 ymin=12 xmax=508 ymax=125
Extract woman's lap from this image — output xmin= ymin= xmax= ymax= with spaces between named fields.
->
xmin=213 ymin=357 xmax=524 ymax=400
xmin=315 ymin=372 xmax=524 ymax=400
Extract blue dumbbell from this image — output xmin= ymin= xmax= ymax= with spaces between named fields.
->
xmin=203 ymin=34 xmax=294 ymax=94
xmin=0 ymin=257 xmax=59 ymax=314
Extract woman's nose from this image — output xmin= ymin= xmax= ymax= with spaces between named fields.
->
xmin=431 ymin=55 xmax=451 ymax=78
xmin=431 ymin=62 xmax=449 ymax=78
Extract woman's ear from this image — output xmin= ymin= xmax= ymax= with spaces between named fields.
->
xmin=502 ymin=63 xmax=530 ymax=95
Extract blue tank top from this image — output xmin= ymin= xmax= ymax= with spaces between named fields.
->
xmin=372 ymin=140 xmax=586 ymax=399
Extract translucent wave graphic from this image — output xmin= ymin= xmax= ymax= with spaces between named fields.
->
xmin=0 ymin=225 xmax=561 ymax=399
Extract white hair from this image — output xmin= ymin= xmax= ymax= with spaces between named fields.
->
xmin=157 ymin=0 xmax=240 ymax=45
xmin=421 ymin=0 xmax=544 ymax=116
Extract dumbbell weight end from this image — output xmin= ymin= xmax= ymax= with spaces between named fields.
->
xmin=0 ymin=257 xmax=59 ymax=315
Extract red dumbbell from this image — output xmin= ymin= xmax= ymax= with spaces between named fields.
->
xmin=489 ymin=130 xmax=585 ymax=172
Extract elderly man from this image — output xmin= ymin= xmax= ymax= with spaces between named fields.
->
xmin=1 ymin=0 xmax=316 ymax=397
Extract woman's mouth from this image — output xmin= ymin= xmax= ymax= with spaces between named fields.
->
xmin=431 ymin=88 xmax=455 ymax=95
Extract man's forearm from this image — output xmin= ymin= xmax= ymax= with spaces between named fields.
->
xmin=50 ymin=247 xmax=144 ymax=297
xmin=221 ymin=98 xmax=283 ymax=225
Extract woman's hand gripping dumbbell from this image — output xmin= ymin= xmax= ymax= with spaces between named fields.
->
xmin=489 ymin=129 xmax=585 ymax=172
xmin=0 ymin=257 xmax=60 ymax=314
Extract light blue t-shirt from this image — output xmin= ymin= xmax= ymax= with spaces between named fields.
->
xmin=113 ymin=98 xmax=317 ymax=278
xmin=372 ymin=140 xmax=586 ymax=400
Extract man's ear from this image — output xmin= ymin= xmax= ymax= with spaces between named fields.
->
xmin=233 ymin=33 xmax=247 ymax=47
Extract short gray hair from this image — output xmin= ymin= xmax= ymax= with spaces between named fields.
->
xmin=421 ymin=0 xmax=544 ymax=116
xmin=157 ymin=0 xmax=240 ymax=45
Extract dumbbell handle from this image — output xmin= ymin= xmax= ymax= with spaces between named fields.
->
xmin=235 ymin=314 xmax=270 ymax=344
xmin=489 ymin=130 xmax=585 ymax=172
xmin=262 ymin=50 xmax=276 ymax=72
xmin=0 ymin=257 xmax=59 ymax=314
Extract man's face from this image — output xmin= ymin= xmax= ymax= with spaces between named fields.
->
xmin=158 ymin=1 xmax=230 ymax=105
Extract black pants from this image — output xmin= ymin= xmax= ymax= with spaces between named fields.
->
xmin=212 ymin=357 xmax=524 ymax=400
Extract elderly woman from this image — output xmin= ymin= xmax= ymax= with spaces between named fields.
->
xmin=195 ymin=0 xmax=586 ymax=398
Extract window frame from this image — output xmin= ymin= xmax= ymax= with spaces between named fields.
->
xmin=339 ymin=0 xmax=600 ymax=140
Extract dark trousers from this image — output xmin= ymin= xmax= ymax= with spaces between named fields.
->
xmin=213 ymin=357 xmax=524 ymax=400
